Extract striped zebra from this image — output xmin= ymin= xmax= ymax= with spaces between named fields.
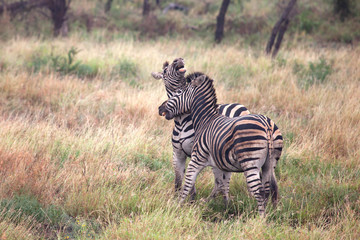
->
xmin=158 ymin=74 xmax=283 ymax=217
xmin=152 ymin=58 xmax=250 ymax=201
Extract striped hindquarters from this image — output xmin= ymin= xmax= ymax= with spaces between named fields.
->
xmin=207 ymin=114 xmax=270 ymax=173
xmin=218 ymin=104 xmax=282 ymax=163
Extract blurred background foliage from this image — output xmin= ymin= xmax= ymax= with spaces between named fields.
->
xmin=0 ymin=0 xmax=359 ymax=46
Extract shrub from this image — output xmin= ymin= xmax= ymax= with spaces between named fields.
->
xmin=116 ymin=58 xmax=138 ymax=79
xmin=76 ymin=61 xmax=99 ymax=78
xmin=295 ymin=10 xmax=320 ymax=34
xmin=293 ymin=57 xmax=333 ymax=89
xmin=112 ymin=57 xmax=141 ymax=87
xmin=50 ymin=47 xmax=82 ymax=75
xmin=27 ymin=48 xmax=53 ymax=73
xmin=27 ymin=47 xmax=99 ymax=78
xmin=0 ymin=194 xmax=65 ymax=226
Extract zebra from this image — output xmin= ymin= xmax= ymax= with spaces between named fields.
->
xmin=158 ymin=74 xmax=283 ymax=217
xmin=152 ymin=58 xmax=250 ymax=201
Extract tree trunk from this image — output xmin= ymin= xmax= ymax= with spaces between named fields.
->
xmin=334 ymin=0 xmax=350 ymax=21
xmin=215 ymin=0 xmax=230 ymax=43
xmin=143 ymin=0 xmax=150 ymax=16
xmin=271 ymin=19 xmax=289 ymax=58
xmin=266 ymin=0 xmax=296 ymax=57
xmin=105 ymin=0 xmax=113 ymax=13
xmin=47 ymin=0 xmax=70 ymax=37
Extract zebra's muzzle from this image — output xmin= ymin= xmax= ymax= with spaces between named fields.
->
xmin=158 ymin=101 xmax=174 ymax=120
xmin=175 ymin=59 xmax=186 ymax=73
xmin=164 ymin=112 xmax=174 ymax=120
xmin=158 ymin=100 xmax=168 ymax=116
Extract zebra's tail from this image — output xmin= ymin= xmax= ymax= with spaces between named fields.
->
xmin=270 ymin=171 xmax=278 ymax=206
xmin=264 ymin=117 xmax=279 ymax=207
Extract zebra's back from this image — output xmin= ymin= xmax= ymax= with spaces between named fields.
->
xmin=217 ymin=103 xmax=250 ymax=118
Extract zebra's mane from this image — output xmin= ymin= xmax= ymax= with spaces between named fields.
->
xmin=185 ymin=72 xmax=205 ymax=83
xmin=185 ymin=72 xmax=218 ymax=108
xmin=204 ymin=75 xmax=218 ymax=108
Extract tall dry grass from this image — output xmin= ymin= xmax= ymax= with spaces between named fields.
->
xmin=0 ymin=36 xmax=359 ymax=239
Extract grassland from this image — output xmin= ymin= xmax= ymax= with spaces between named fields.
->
xmin=0 ymin=34 xmax=359 ymax=239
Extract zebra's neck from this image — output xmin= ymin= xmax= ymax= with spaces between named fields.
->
xmin=190 ymin=93 xmax=218 ymax=133
xmin=173 ymin=113 xmax=192 ymax=126
xmin=165 ymin=78 xmax=187 ymax=98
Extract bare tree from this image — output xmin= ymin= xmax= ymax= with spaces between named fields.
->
xmin=143 ymin=0 xmax=150 ymax=16
xmin=215 ymin=0 xmax=230 ymax=43
xmin=47 ymin=0 xmax=71 ymax=37
xmin=105 ymin=0 xmax=113 ymax=13
xmin=266 ymin=0 xmax=297 ymax=58
xmin=334 ymin=0 xmax=350 ymax=21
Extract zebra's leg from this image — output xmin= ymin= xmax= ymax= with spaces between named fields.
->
xmin=207 ymin=167 xmax=221 ymax=200
xmin=179 ymin=157 xmax=207 ymax=204
xmin=221 ymin=171 xmax=232 ymax=207
xmin=207 ymin=167 xmax=231 ymax=207
xmin=243 ymin=167 xmax=266 ymax=217
xmin=172 ymin=148 xmax=187 ymax=193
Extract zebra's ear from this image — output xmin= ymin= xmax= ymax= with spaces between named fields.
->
xmin=151 ymin=72 xmax=163 ymax=80
xmin=163 ymin=61 xmax=169 ymax=69
xmin=192 ymin=75 xmax=207 ymax=87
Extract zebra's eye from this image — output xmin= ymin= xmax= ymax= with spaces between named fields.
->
xmin=163 ymin=67 xmax=168 ymax=74
xmin=175 ymin=89 xmax=182 ymax=95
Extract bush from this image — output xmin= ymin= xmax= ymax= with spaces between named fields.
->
xmin=51 ymin=47 xmax=82 ymax=75
xmin=27 ymin=47 xmax=53 ymax=73
xmin=112 ymin=57 xmax=141 ymax=87
xmin=27 ymin=47 xmax=100 ymax=78
xmin=293 ymin=57 xmax=333 ymax=89
xmin=295 ymin=10 xmax=320 ymax=34
xmin=0 ymin=195 xmax=65 ymax=226
xmin=76 ymin=61 xmax=99 ymax=79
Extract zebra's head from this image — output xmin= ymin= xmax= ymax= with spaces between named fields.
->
xmin=151 ymin=58 xmax=186 ymax=97
xmin=159 ymin=74 xmax=216 ymax=120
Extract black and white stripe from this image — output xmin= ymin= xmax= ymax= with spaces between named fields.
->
xmin=152 ymin=59 xmax=250 ymax=200
xmin=159 ymin=74 xmax=283 ymax=217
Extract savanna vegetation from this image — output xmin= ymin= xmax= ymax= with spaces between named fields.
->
xmin=0 ymin=0 xmax=359 ymax=239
